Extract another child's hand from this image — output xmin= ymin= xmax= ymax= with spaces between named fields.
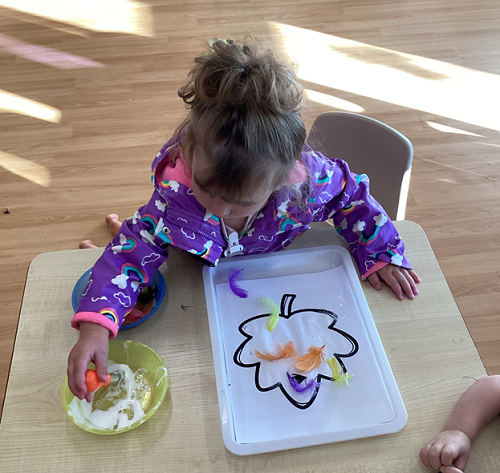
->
xmin=67 ymin=322 xmax=110 ymax=402
xmin=367 ymin=264 xmax=420 ymax=300
xmin=419 ymin=429 xmax=471 ymax=472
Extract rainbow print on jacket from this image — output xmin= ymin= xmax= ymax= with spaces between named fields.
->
xmin=314 ymin=169 xmax=334 ymax=187
xmin=274 ymin=200 xmax=301 ymax=233
xmin=112 ymin=234 xmax=137 ymax=254
xmin=159 ymin=180 xmax=180 ymax=193
xmin=188 ymin=240 xmax=213 ymax=259
xmin=141 ymin=213 xmax=158 ymax=235
xmin=204 ymin=210 xmax=220 ymax=226
xmin=99 ymin=308 xmax=119 ymax=325
xmin=352 ymin=214 xmax=388 ymax=245
xmin=111 ymin=263 xmax=149 ymax=291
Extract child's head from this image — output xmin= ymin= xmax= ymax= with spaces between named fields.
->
xmin=176 ymin=38 xmax=306 ymax=218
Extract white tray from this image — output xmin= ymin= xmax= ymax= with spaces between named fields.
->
xmin=202 ymin=245 xmax=407 ymax=455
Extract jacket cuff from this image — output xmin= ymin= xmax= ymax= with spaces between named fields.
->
xmin=362 ymin=260 xmax=389 ymax=281
xmin=71 ymin=311 xmax=118 ymax=339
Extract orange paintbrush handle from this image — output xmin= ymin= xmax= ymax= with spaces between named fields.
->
xmin=85 ymin=369 xmax=111 ymax=393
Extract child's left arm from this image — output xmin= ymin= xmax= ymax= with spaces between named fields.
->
xmin=307 ymin=151 xmax=420 ymax=299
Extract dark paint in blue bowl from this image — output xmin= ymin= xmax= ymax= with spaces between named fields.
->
xmin=71 ymin=268 xmax=166 ymax=330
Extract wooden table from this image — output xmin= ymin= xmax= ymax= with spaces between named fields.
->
xmin=1 ymin=221 xmax=498 ymax=472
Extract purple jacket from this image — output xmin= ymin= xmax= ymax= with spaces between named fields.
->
xmin=72 ymin=140 xmax=411 ymax=337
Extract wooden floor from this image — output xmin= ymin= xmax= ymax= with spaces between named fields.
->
xmin=1 ymin=0 xmax=499 ymax=416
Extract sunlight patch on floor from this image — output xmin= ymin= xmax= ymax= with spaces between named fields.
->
xmin=304 ymin=89 xmax=364 ymax=113
xmin=0 ymin=0 xmax=154 ymax=36
xmin=273 ymin=22 xmax=500 ymax=132
xmin=0 ymin=33 xmax=104 ymax=69
xmin=0 ymin=90 xmax=61 ymax=123
xmin=426 ymin=121 xmax=484 ymax=137
xmin=0 ymin=151 xmax=51 ymax=187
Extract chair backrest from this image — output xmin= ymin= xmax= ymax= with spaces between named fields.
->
xmin=307 ymin=112 xmax=413 ymax=220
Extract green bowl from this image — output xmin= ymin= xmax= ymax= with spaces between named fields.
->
xmin=62 ymin=340 xmax=168 ymax=435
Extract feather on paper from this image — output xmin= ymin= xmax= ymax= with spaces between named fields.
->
xmin=326 ymin=357 xmax=353 ymax=386
xmin=293 ymin=345 xmax=325 ymax=373
xmin=258 ymin=297 xmax=279 ymax=331
xmin=287 ymin=372 xmax=320 ymax=393
xmin=255 ymin=341 xmax=297 ymax=361
xmin=228 ymin=268 xmax=248 ymax=298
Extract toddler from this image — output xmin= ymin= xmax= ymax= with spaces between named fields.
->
xmin=68 ymin=38 xmax=420 ymax=402
xmin=420 ymin=375 xmax=500 ymax=472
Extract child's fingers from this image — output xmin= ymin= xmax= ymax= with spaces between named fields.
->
xmin=441 ymin=444 xmax=460 ymax=467
xmin=369 ymin=266 xmax=418 ymax=300
xmin=67 ymin=359 xmax=80 ymax=399
xmin=75 ymin=359 xmax=90 ymax=399
xmin=381 ymin=272 xmax=404 ymax=300
xmin=94 ymin=348 xmax=109 ymax=383
xmin=367 ymin=272 xmax=382 ymax=291
xmin=419 ymin=442 xmax=433 ymax=467
xmin=440 ymin=467 xmax=463 ymax=473
xmin=404 ymin=269 xmax=419 ymax=295
xmin=394 ymin=271 xmax=415 ymax=299
xmin=408 ymin=269 xmax=421 ymax=284
xmin=454 ymin=453 xmax=470 ymax=472
xmin=68 ymin=352 xmax=89 ymax=400
xmin=427 ymin=443 xmax=446 ymax=470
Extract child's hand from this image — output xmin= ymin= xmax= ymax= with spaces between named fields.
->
xmin=67 ymin=322 xmax=110 ymax=402
xmin=367 ymin=264 xmax=420 ymax=300
xmin=419 ymin=429 xmax=471 ymax=472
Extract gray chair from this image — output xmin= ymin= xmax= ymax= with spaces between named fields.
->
xmin=307 ymin=112 xmax=413 ymax=220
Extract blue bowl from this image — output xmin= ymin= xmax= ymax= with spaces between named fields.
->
xmin=72 ymin=268 xmax=166 ymax=330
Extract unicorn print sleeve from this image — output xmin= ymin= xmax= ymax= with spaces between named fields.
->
xmin=71 ymin=193 xmax=171 ymax=338
xmin=305 ymin=147 xmax=412 ymax=280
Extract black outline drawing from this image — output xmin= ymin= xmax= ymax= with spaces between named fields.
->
xmin=233 ymin=294 xmax=359 ymax=409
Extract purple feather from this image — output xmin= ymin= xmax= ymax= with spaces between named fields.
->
xmin=228 ymin=268 xmax=248 ymax=298
xmin=287 ymin=372 xmax=320 ymax=393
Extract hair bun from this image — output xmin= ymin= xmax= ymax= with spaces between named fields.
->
xmin=178 ymin=38 xmax=302 ymax=115
xmin=239 ymin=66 xmax=249 ymax=80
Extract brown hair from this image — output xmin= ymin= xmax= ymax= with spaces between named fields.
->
xmin=175 ymin=38 xmax=306 ymax=202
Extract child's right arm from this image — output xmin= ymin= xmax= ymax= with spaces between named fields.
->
xmin=68 ymin=189 xmax=171 ymax=400
xmin=419 ymin=375 xmax=500 ymax=472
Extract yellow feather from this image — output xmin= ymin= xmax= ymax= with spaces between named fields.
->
xmin=326 ymin=357 xmax=353 ymax=386
xmin=326 ymin=357 xmax=341 ymax=379
xmin=258 ymin=297 xmax=280 ymax=332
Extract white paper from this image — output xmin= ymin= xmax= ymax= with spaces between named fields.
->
xmin=215 ymin=266 xmax=395 ymax=445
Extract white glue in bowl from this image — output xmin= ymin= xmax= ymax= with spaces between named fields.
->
xmin=62 ymin=340 xmax=168 ymax=435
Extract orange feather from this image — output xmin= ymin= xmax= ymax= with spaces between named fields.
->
xmin=255 ymin=341 xmax=297 ymax=361
xmin=293 ymin=345 xmax=326 ymax=373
